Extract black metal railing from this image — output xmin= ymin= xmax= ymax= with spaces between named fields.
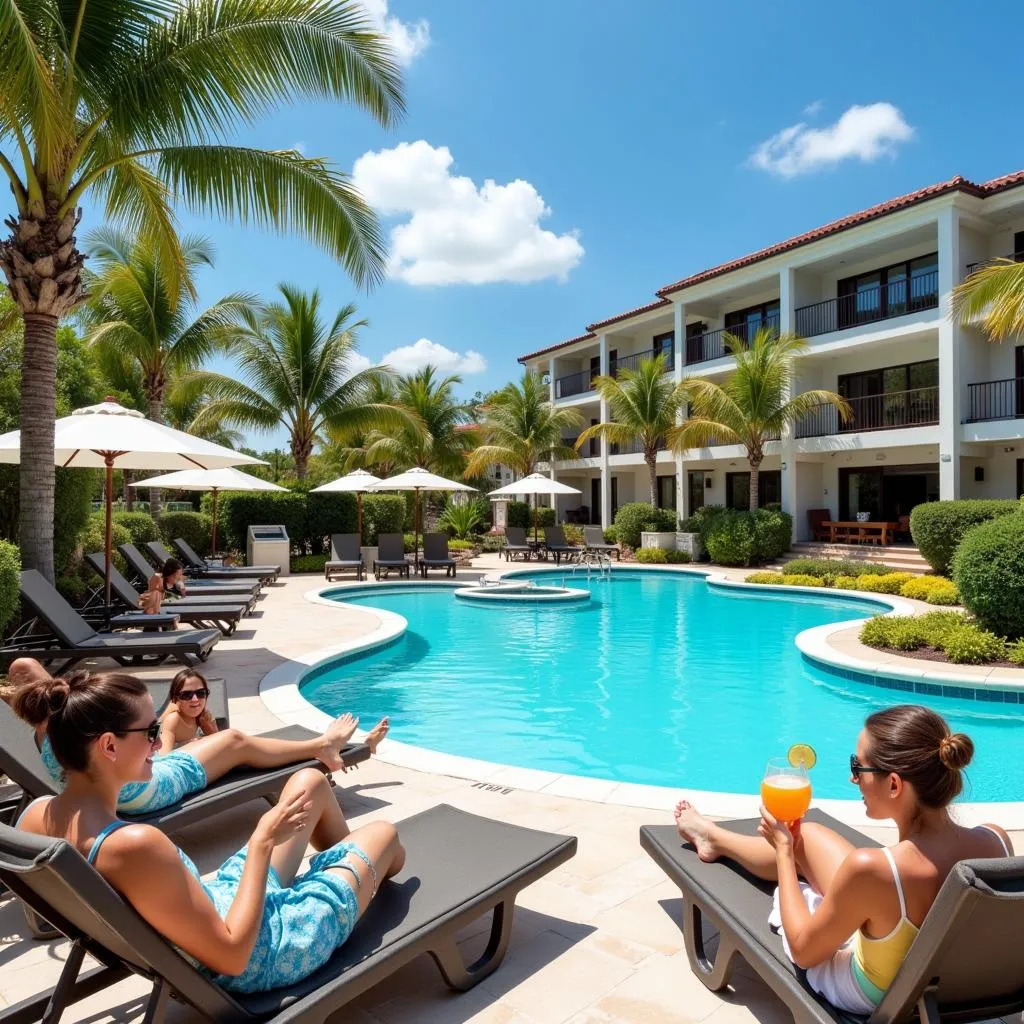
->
xmin=964 ymin=378 xmax=1024 ymax=423
xmin=796 ymin=386 xmax=939 ymax=438
xmin=966 ymin=252 xmax=1024 ymax=275
xmin=613 ymin=346 xmax=674 ymax=376
xmin=794 ymin=271 xmax=939 ymax=338
xmin=686 ymin=314 xmax=780 ymax=365
xmin=609 ymin=438 xmax=647 ymax=456
xmin=554 ymin=369 xmax=594 ymax=399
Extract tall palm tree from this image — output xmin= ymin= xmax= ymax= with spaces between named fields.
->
xmin=465 ymin=372 xmax=582 ymax=480
xmin=82 ymin=228 xmax=251 ymax=515
xmin=669 ymin=328 xmax=850 ymax=510
xmin=186 ymin=284 xmax=409 ymax=479
xmin=0 ymin=0 xmax=404 ymax=579
xmin=573 ymin=355 xmax=687 ymax=505
xmin=952 ymin=258 xmax=1024 ymax=341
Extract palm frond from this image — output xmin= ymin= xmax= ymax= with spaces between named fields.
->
xmin=952 ymin=259 xmax=1024 ymax=342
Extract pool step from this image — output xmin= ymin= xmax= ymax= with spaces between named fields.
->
xmin=777 ymin=542 xmax=931 ymax=575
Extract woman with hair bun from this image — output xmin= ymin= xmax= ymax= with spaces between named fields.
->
xmin=16 ymin=669 xmax=405 ymax=993
xmin=674 ymin=704 xmax=1012 ymax=1013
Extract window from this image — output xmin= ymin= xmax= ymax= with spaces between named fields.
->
xmin=685 ymin=320 xmax=708 ymax=363
xmin=653 ymin=331 xmax=674 ymax=364
xmin=726 ymin=470 xmax=780 ymax=510
xmin=656 ymin=474 xmax=676 ymax=512
xmin=838 ymin=359 xmax=939 ymax=430
xmin=724 ymin=301 xmax=780 ymax=344
xmin=838 ymin=253 xmax=938 ymax=328
xmin=687 ymin=472 xmax=705 ymax=515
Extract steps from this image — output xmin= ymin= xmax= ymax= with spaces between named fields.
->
xmin=777 ymin=541 xmax=931 ymax=575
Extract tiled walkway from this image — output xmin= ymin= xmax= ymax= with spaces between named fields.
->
xmin=1 ymin=568 xmax=1020 ymax=1024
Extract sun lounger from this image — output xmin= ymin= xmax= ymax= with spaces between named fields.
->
xmin=640 ymin=808 xmax=1024 ymax=1024
xmin=84 ymin=554 xmax=251 ymax=635
xmin=3 ymin=570 xmax=220 ymax=674
xmin=374 ymin=533 xmax=410 ymax=580
xmin=325 ymin=534 xmax=364 ymax=581
xmin=145 ymin=540 xmax=271 ymax=586
xmin=543 ymin=526 xmax=579 ymax=565
xmin=120 ymin=543 xmax=260 ymax=600
xmin=170 ymin=538 xmax=281 ymax=583
xmin=583 ymin=525 xmax=619 ymax=559
xmin=0 ymin=804 xmax=575 ymax=1024
xmin=502 ymin=526 xmax=533 ymax=562
xmin=420 ymin=533 xmax=457 ymax=578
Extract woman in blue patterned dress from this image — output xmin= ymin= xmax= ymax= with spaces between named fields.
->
xmin=15 ymin=669 xmax=406 ymax=993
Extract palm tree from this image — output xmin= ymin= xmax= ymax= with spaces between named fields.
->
xmin=465 ymin=372 xmax=582 ymax=479
xmin=186 ymin=284 xmax=409 ymax=480
xmin=82 ymin=229 xmax=251 ymax=515
xmin=952 ymin=258 xmax=1024 ymax=341
xmin=573 ymin=355 xmax=687 ymax=505
xmin=669 ymin=328 xmax=851 ymax=510
xmin=0 ymin=0 xmax=404 ymax=579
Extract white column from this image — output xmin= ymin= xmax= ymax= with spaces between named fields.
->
xmin=547 ymin=357 xmax=556 ymax=404
xmin=937 ymin=209 xmax=962 ymax=500
xmin=673 ymin=301 xmax=687 ymax=522
xmin=598 ymin=334 xmax=611 ymax=525
xmin=779 ymin=268 xmax=798 ymax=540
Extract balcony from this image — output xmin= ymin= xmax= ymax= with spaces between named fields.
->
xmin=686 ymin=315 xmax=780 ymax=365
xmin=613 ymin=346 xmax=674 ymax=375
xmin=795 ymin=386 xmax=939 ymax=438
xmin=554 ymin=345 xmax=675 ymax=399
xmin=964 ymin=378 xmax=1024 ymax=423
xmin=966 ymin=251 xmax=1024 ymax=275
xmin=554 ymin=369 xmax=593 ymax=399
xmin=794 ymin=272 xmax=939 ymax=338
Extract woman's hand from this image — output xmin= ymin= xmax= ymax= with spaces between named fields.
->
xmin=757 ymin=805 xmax=801 ymax=857
xmin=252 ymin=788 xmax=312 ymax=851
xmin=197 ymin=709 xmax=218 ymax=735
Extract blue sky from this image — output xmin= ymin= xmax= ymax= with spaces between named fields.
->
xmin=93 ymin=0 xmax=1024 ymax=446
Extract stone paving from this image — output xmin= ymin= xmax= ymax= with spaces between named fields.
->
xmin=1 ymin=564 xmax=1020 ymax=1024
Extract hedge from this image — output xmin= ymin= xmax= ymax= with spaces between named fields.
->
xmin=780 ymin=558 xmax=893 ymax=581
xmin=361 ymin=494 xmax=406 ymax=545
xmin=634 ymin=547 xmax=689 ymax=564
xmin=508 ymin=501 xmax=555 ymax=531
xmin=213 ymin=492 xmax=308 ymax=553
xmin=305 ymin=492 xmax=357 ymax=553
xmin=953 ymin=514 xmax=1024 ymax=639
xmin=614 ymin=502 xmax=676 ymax=549
xmin=81 ymin=518 xmax=132 ymax=574
xmin=0 ymin=540 xmax=20 ymax=634
xmin=910 ymin=499 xmax=1020 ymax=575
xmin=703 ymin=508 xmax=792 ymax=567
xmin=158 ymin=511 xmax=212 ymax=558
xmin=111 ymin=511 xmax=160 ymax=547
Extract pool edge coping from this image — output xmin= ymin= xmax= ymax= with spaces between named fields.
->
xmin=254 ymin=572 xmax=1024 ymax=829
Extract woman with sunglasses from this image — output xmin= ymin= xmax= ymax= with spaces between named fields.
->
xmin=673 ymin=704 xmax=1012 ymax=1013
xmin=159 ymin=669 xmax=220 ymax=753
xmin=15 ymin=669 xmax=405 ymax=993
xmin=8 ymin=658 xmax=387 ymax=816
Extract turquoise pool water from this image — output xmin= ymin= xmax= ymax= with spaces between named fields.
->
xmin=302 ymin=572 xmax=1024 ymax=802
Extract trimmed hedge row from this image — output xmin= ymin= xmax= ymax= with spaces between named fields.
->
xmin=910 ymin=499 xmax=1020 ymax=575
xmin=159 ymin=511 xmax=213 ymax=557
xmin=0 ymin=539 xmax=20 ymax=634
xmin=701 ymin=508 xmax=792 ymax=567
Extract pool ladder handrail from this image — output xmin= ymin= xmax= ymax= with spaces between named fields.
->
xmin=568 ymin=549 xmax=612 ymax=581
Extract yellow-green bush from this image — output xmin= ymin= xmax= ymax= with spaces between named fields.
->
xmin=780 ymin=574 xmax=825 ymax=587
xmin=900 ymin=575 xmax=959 ymax=605
xmin=831 ymin=575 xmax=859 ymax=589
xmin=854 ymin=571 xmax=915 ymax=594
xmin=925 ymin=581 xmax=960 ymax=605
xmin=746 ymin=572 xmax=784 ymax=584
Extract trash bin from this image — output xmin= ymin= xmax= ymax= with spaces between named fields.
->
xmin=247 ymin=525 xmax=290 ymax=576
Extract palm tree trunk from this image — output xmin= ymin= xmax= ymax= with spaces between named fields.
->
xmin=147 ymin=395 xmax=164 ymax=519
xmin=646 ymin=450 xmax=658 ymax=506
xmin=749 ymin=456 xmax=762 ymax=511
xmin=124 ymin=470 xmax=135 ymax=512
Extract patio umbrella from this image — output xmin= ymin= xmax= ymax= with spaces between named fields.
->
xmin=130 ymin=467 xmax=288 ymax=556
xmin=488 ymin=473 xmax=582 ymax=543
xmin=311 ymin=469 xmax=382 ymax=542
xmin=0 ymin=398 xmax=262 ymax=610
xmin=370 ymin=467 xmax=475 ymax=567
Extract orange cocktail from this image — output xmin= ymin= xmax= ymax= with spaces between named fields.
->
xmin=761 ymin=773 xmax=812 ymax=822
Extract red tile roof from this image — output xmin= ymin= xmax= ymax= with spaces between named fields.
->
xmin=518 ymin=169 xmax=1024 ymax=365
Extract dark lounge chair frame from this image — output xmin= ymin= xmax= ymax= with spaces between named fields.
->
xmin=543 ymin=526 xmax=579 ymax=565
xmin=0 ymin=804 xmax=576 ymax=1024
xmin=374 ymin=533 xmax=410 ymax=580
xmin=420 ymin=533 xmax=457 ymax=578
xmin=502 ymin=526 xmax=533 ymax=562
xmin=171 ymin=538 xmax=281 ymax=584
xmin=144 ymin=541 xmax=272 ymax=587
xmin=119 ymin=543 xmax=260 ymax=601
xmin=582 ymin=526 xmax=620 ymax=560
xmin=641 ymin=808 xmax=1024 ymax=1024
xmin=325 ymin=534 xmax=364 ymax=582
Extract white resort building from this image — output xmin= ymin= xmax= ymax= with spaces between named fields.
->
xmin=519 ymin=170 xmax=1024 ymax=539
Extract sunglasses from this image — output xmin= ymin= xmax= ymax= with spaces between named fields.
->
xmin=850 ymin=754 xmax=889 ymax=779
xmin=175 ymin=689 xmax=209 ymax=702
xmin=119 ymin=720 xmax=161 ymax=744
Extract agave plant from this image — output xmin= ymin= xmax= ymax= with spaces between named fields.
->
xmin=437 ymin=497 xmax=486 ymax=539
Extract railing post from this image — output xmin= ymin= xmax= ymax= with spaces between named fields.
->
xmin=937 ymin=209 xmax=962 ymax=500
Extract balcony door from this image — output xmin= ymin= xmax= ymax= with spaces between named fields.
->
xmin=1017 ymin=346 xmax=1023 ymax=417
xmin=687 ymin=471 xmax=705 ymax=517
xmin=591 ymin=479 xmax=601 ymax=524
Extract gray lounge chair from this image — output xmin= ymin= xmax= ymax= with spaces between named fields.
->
xmin=0 ymin=804 xmax=575 ymax=1024
xmin=145 ymin=540 xmax=271 ymax=587
xmin=374 ymin=533 xmax=410 ymax=580
xmin=3 ymin=570 xmax=220 ymax=674
xmin=171 ymin=538 xmax=281 ymax=583
xmin=84 ymin=553 xmax=251 ymax=635
xmin=640 ymin=808 xmax=1024 ymax=1024
xmin=503 ymin=526 xmax=533 ymax=562
xmin=583 ymin=525 xmax=619 ymax=560
xmin=120 ymin=543 xmax=259 ymax=601
xmin=543 ymin=525 xmax=579 ymax=565
xmin=421 ymin=533 xmax=457 ymax=578
xmin=325 ymin=534 xmax=364 ymax=581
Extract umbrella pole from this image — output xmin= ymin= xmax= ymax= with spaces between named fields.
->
xmin=104 ymin=458 xmax=114 ymax=615
xmin=533 ymin=493 xmax=538 ymax=545
xmin=357 ymin=493 xmax=363 ymax=543
xmin=414 ymin=490 xmax=420 ymax=572
xmin=211 ymin=488 xmax=218 ymax=556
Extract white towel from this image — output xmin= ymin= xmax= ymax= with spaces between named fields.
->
xmin=768 ymin=881 xmax=823 ymax=961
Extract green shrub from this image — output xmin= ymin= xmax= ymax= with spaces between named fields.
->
xmin=214 ymin=491 xmax=308 ymax=554
xmin=158 ymin=511 xmax=212 ymax=558
xmin=900 ymin=575 xmax=948 ymax=601
xmin=305 ymin=492 xmax=357 ymax=554
xmin=688 ymin=504 xmax=725 ymax=537
xmin=111 ymin=511 xmax=160 ymax=547
xmin=780 ymin=557 xmax=894 ymax=580
xmin=926 ymin=581 xmax=960 ymax=606
xmin=403 ymin=533 xmax=417 ymax=553
xmin=80 ymin=518 xmax=131 ymax=574
xmin=665 ymin=549 xmax=690 ymax=564
xmin=508 ymin=501 xmax=555 ymax=531
xmin=612 ymin=503 xmax=675 ymax=549
xmin=0 ymin=540 xmax=20 ymax=634
xmin=603 ymin=525 xmax=617 ymax=543
xmin=888 ymin=619 xmax=929 ymax=651
xmin=1007 ymin=641 xmax=1024 ymax=666
xmin=702 ymin=508 xmax=793 ymax=567
xmin=746 ymin=571 xmax=784 ymax=584
xmin=562 ymin=523 xmax=585 ymax=546
xmin=54 ymin=468 xmax=98 ymax=574
xmin=910 ymin=499 xmax=1021 ymax=575
xmin=290 ymin=553 xmax=328 ymax=574
xmin=953 ymin=514 xmax=1024 ymax=639
xmin=940 ymin=623 xmax=1006 ymax=664
xmin=448 ymin=539 xmax=475 ymax=551
xmin=780 ymin=574 xmax=825 ymax=587
xmin=915 ymin=610 xmax=965 ymax=645
xmin=635 ymin=547 xmax=668 ymax=563
xmin=361 ymin=494 xmax=406 ymax=545
xmin=854 ymin=572 xmax=915 ymax=595
xmin=56 ymin=574 xmax=87 ymax=604
xmin=860 ymin=616 xmax=899 ymax=648
xmin=437 ymin=498 xmax=487 ymax=540
xmin=479 ymin=534 xmax=506 ymax=552
xmin=832 ymin=576 xmax=859 ymax=589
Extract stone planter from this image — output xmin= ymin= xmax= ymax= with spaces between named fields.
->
xmin=360 ymin=546 xmax=378 ymax=575
xmin=676 ymin=532 xmax=705 ymax=562
xmin=640 ymin=531 xmax=677 ymax=551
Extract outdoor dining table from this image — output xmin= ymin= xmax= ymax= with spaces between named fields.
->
xmin=824 ymin=520 xmax=899 ymax=545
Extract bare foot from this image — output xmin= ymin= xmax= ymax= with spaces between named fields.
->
xmin=319 ymin=713 xmax=359 ymax=770
xmin=674 ymin=800 xmax=720 ymax=862
xmin=365 ymin=717 xmax=390 ymax=753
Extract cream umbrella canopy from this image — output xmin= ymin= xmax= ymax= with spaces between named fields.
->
xmin=311 ymin=469 xmax=382 ymax=543
xmin=130 ymin=467 xmax=288 ymax=556
xmin=370 ymin=467 xmax=475 ymax=567
xmin=488 ymin=473 xmax=582 ymax=543
xmin=0 ymin=399 xmax=263 ymax=608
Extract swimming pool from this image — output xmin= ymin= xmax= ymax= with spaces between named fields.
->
xmin=301 ymin=571 xmax=1024 ymax=802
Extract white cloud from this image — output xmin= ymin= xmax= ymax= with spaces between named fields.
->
xmin=352 ymin=140 xmax=584 ymax=286
xmin=359 ymin=0 xmax=430 ymax=65
xmin=803 ymin=99 xmax=824 ymax=117
xmin=749 ymin=102 xmax=914 ymax=178
xmin=380 ymin=338 xmax=487 ymax=376
xmin=344 ymin=351 xmax=374 ymax=377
